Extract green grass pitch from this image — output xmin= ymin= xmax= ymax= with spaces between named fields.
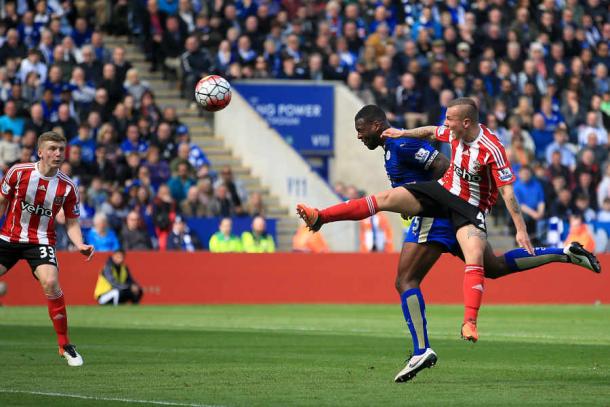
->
xmin=1 ymin=304 xmax=609 ymax=406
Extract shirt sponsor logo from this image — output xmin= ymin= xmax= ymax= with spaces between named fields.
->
xmin=415 ymin=148 xmax=430 ymax=163
xmin=498 ymin=167 xmax=513 ymax=182
xmin=454 ymin=166 xmax=482 ymax=182
xmin=21 ymin=201 xmax=53 ymax=217
xmin=1 ymin=181 xmax=9 ymax=195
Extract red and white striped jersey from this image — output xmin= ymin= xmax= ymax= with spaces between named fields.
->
xmin=0 ymin=162 xmax=80 ymax=245
xmin=435 ymin=124 xmax=515 ymax=212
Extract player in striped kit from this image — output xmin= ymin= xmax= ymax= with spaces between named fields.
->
xmin=0 ymin=131 xmax=94 ymax=366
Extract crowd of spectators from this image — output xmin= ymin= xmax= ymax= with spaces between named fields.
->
xmin=0 ymin=0 xmax=270 ymax=252
xmin=2 ymin=0 xmax=610 ymax=251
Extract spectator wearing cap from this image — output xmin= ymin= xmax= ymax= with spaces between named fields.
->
xmin=166 ymin=215 xmax=202 ymax=252
xmin=241 ymin=216 xmax=275 ymax=253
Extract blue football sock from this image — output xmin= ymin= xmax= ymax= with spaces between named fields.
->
xmin=400 ymin=288 xmax=429 ymax=356
xmin=504 ymin=247 xmax=568 ymax=271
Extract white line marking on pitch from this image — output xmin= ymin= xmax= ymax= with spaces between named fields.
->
xmin=0 ymin=389 xmax=224 ymax=407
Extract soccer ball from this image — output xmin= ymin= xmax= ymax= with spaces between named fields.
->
xmin=194 ymin=75 xmax=232 ymax=112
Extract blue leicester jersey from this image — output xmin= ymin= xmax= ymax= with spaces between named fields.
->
xmin=382 ymin=136 xmax=459 ymax=254
xmin=383 ymin=137 xmax=439 ymax=188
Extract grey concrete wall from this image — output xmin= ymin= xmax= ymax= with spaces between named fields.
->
xmin=215 ymin=89 xmax=359 ymax=251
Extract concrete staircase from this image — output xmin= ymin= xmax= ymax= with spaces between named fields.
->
xmin=105 ymin=36 xmax=297 ymax=251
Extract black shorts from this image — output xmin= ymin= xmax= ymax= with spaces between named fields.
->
xmin=402 ymin=181 xmax=487 ymax=233
xmin=0 ymin=239 xmax=59 ymax=273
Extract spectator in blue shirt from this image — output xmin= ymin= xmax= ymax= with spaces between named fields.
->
xmin=121 ymin=124 xmax=149 ymax=157
xmin=70 ymin=123 xmax=97 ymax=163
xmin=531 ymin=113 xmax=555 ymax=161
xmin=514 ymin=166 xmax=546 ymax=245
xmin=0 ymin=100 xmax=25 ymax=137
xmin=168 ymin=161 xmax=196 ymax=203
xmin=545 ymin=128 xmax=577 ymax=168
xmin=539 ymin=96 xmax=566 ymax=133
xmin=86 ymin=213 xmax=121 ymax=252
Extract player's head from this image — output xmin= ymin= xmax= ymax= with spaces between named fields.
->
xmin=37 ymin=131 xmax=67 ymax=169
xmin=444 ymin=98 xmax=479 ymax=138
xmin=354 ymin=105 xmax=389 ymax=150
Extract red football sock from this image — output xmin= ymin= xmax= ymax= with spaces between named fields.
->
xmin=463 ymin=264 xmax=485 ymax=323
xmin=47 ymin=291 xmax=70 ymax=347
xmin=319 ymin=196 xmax=378 ymax=223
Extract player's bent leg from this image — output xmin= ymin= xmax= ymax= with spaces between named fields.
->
xmin=374 ymin=187 xmax=423 ymax=215
xmin=455 ymin=225 xmax=487 ymax=343
xmin=34 ymin=265 xmax=83 ymax=367
xmin=296 ymin=188 xmax=423 ymax=232
xmin=394 ymin=242 xmax=443 ymax=383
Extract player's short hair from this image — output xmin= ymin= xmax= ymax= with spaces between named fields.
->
xmin=37 ymin=131 xmax=66 ymax=149
xmin=447 ymin=98 xmax=479 ymax=122
xmin=355 ymin=105 xmax=387 ymax=124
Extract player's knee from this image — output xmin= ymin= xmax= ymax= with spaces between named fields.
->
xmin=40 ymin=275 xmax=59 ymax=293
xmin=395 ymin=272 xmax=421 ymax=293
xmin=374 ymin=189 xmax=392 ymax=209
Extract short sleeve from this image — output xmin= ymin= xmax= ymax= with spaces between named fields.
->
xmin=435 ymin=125 xmax=451 ymax=142
xmin=63 ymin=184 xmax=81 ymax=219
xmin=395 ymin=139 xmax=439 ymax=171
xmin=0 ymin=167 xmax=18 ymax=198
xmin=487 ymin=143 xmax=515 ymax=187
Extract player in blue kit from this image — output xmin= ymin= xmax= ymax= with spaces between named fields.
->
xmin=352 ymin=105 xmax=600 ymax=382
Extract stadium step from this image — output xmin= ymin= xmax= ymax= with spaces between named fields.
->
xmin=111 ymin=35 xmax=296 ymax=250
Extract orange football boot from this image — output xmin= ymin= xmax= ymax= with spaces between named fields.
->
xmin=296 ymin=204 xmax=323 ymax=232
xmin=461 ymin=319 xmax=479 ymax=343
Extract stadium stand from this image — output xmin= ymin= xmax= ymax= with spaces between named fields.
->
xmin=0 ymin=0 xmax=609 ymax=251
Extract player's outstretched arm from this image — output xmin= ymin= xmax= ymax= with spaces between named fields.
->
xmin=382 ymin=126 xmax=438 ymax=142
xmin=65 ymin=217 xmax=95 ymax=261
xmin=499 ymin=184 xmax=535 ymax=255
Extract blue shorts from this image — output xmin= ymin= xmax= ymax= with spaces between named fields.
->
xmin=404 ymin=216 xmax=459 ymax=255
